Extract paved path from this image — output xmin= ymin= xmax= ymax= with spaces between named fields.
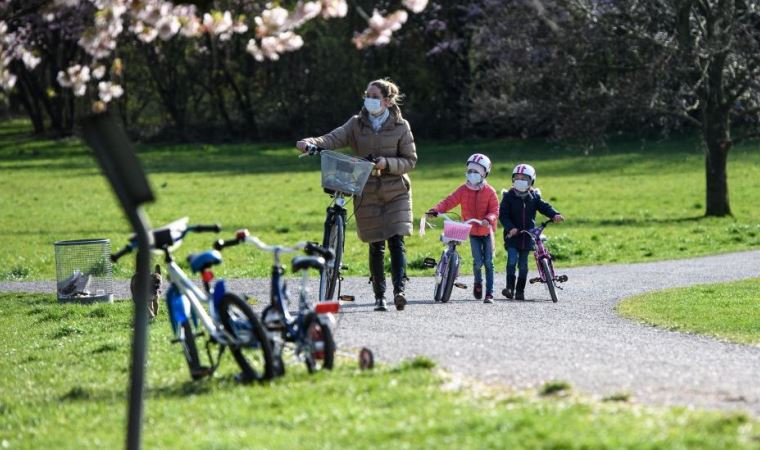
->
xmin=4 ymin=250 xmax=760 ymax=415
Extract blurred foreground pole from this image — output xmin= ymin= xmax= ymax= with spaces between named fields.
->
xmin=81 ymin=112 xmax=155 ymax=450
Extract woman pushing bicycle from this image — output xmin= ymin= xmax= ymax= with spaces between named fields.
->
xmin=426 ymin=154 xmax=500 ymax=303
xmin=296 ymin=78 xmax=417 ymax=312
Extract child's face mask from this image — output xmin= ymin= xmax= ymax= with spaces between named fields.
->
xmin=513 ymin=179 xmax=530 ymax=192
xmin=466 ymin=172 xmax=483 ymax=185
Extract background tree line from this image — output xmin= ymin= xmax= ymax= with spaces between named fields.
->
xmin=4 ymin=0 xmax=760 ymax=216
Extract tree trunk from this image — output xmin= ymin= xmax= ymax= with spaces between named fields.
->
xmin=702 ymin=114 xmax=732 ymax=217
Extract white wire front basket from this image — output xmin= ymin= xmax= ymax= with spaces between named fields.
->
xmin=320 ymin=150 xmax=374 ymax=195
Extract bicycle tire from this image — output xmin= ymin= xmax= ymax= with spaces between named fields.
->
xmin=219 ymin=293 xmax=275 ymax=382
xmin=540 ymin=258 xmax=558 ymax=303
xmin=320 ymin=214 xmax=344 ymax=301
xmin=302 ymin=312 xmax=335 ymax=373
xmin=179 ymin=321 xmax=205 ymax=380
xmin=433 ymin=250 xmax=447 ymax=302
xmin=440 ymin=252 xmax=459 ymax=303
xmin=260 ymin=305 xmax=286 ymax=377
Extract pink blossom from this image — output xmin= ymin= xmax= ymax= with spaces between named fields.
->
xmin=402 ymin=0 xmax=428 ymax=14
xmin=57 ymin=64 xmax=91 ymax=96
xmin=98 ymin=81 xmax=124 ymax=102
xmin=156 ymin=15 xmax=181 ymax=40
xmin=0 ymin=69 xmax=16 ymax=90
xmin=353 ymin=10 xmax=408 ymax=49
xmin=21 ymin=51 xmax=40 ymax=70
xmin=321 ymin=0 xmax=348 ymax=18
xmin=255 ymin=7 xmax=289 ymax=37
xmin=93 ymin=65 xmax=106 ymax=79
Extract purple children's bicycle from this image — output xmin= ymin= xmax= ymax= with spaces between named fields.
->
xmin=522 ymin=220 xmax=568 ymax=303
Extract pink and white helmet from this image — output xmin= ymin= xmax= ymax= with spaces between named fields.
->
xmin=512 ymin=163 xmax=536 ymax=184
xmin=466 ymin=153 xmax=492 ymax=176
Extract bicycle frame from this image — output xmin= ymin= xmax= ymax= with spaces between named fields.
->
xmin=521 ymin=220 xmax=568 ymax=286
xmin=163 ymin=258 xmax=236 ymax=348
xmin=241 ymin=235 xmax=339 ymax=343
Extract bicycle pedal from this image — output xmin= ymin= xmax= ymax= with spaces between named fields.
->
xmin=557 ymin=275 xmax=568 ymax=283
xmin=338 ymin=295 xmax=355 ymax=302
xmin=340 ymin=264 xmax=348 ymax=270
xmin=454 ymin=282 xmax=467 ymax=289
xmin=529 ymin=278 xmax=542 ymax=284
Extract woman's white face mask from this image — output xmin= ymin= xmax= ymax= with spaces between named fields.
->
xmin=364 ymin=97 xmax=383 ymax=115
xmin=466 ymin=172 xmax=483 ymax=185
xmin=514 ymin=179 xmax=530 ymax=192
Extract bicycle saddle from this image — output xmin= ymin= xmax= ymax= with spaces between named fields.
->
xmin=188 ymin=250 xmax=223 ymax=273
xmin=291 ymin=255 xmax=325 ymax=272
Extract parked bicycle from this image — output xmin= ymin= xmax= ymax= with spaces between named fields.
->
xmin=299 ymin=143 xmax=375 ymax=301
xmin=112 ymin=218 xmax=275 ymax=382
xmin=521 ymin=219 xmax=568 ymax=303
xmin=420 ymin=213 xmax=488 ymax=303
xmin=215 ymin=229 xmax=339 ymax=374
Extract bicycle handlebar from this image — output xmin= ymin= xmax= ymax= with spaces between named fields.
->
xmin=190 ymin=224 xmax=221 ymax=233
xmin=214 ymin=229 xmax=250 ymax=251
xmin=299 ymin=143 xmax=379 ymax=163
xmin=111 ymin=243 xmax=135 ymax=262
xmin=111 ymin=222 xmax=221 ymax=262
xmin=298 ymin=143 xmax=325 ymax=158
xmin=304 ymin=241 xmax=335 ymax=261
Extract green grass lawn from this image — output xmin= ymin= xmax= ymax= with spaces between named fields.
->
xmin=618 ymin=278 xmax=760 ymax=345
xmin=1 ymin=292 xmax=759 ymax=449
xmin=2 ymin=119 xmax=760 ymax=280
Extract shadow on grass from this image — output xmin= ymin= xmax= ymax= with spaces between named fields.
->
xmin=58 ymin=375 xmax=244 ymax=404
xmin=571 ymin=215 xmax=707 ymax=227
xmin=0 ymin=120 xmax=728 ymax=178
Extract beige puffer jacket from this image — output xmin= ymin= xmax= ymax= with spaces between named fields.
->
xmin=306 ymin=109 xmax=417 ymax=243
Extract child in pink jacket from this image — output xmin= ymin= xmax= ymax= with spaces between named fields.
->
xmin=426 ymin=154 xmax=500 ymax=303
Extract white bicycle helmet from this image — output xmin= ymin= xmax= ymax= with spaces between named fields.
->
xmin=466 ymin=153 xmax=492 ymax=177
xmin=512 ymin=163 xmax=536 ymax=185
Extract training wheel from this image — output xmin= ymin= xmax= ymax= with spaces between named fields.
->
xmin=358 ymin=347 xmax=374 ymax=370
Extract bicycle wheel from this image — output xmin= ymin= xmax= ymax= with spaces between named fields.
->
xmin=440 ymin=252 xmax=460 ymax=303
xmin=540 ymin=258 xmax=558 ymax=303
xmin=302 ymin=312 xmax=335 ymax=373
xmin=433 ymin=250 xmax=447 ymax=302
xmin=319 ymin=214 xmax=344 ymax=301
xmin=260 ymin=305 xmax=286 ymax=377
xmin=219 ymin=293 xmax=275 ymax=382
xmin=178 ymin=321 xmax=206 ymax=380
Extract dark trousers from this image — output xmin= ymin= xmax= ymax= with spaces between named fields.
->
xmin=369 ymin=235 xmax=407 ymax=299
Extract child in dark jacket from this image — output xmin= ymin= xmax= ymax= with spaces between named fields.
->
xmin=427 ymin=154 xmax=499 ymax=303
xmin=499 ymin=163 xmax=564 ymax=300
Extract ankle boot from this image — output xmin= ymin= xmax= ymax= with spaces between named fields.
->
xmin=515 ymin=276 xmax=527 ymax=300
xmin=501 ymin=275 xmax=516 ymax=299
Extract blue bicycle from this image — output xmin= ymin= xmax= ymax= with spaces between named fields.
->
xmin=112 ymin=218 xmax=275 ymax=382
xmin=215 ymin=230 xmax=339 ymax=374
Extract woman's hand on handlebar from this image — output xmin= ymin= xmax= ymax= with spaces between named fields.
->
xmin=552 ymin=214 xmax=565 ymax=223
xmin=374 ymin=156 xmax=387 ymax=170
xmin=296 ymin=140 xmax=309 ymax=152
xmin=507 ymin=228 xmax=518 ymax=238
xmin=425 ymin=208 xmax=438 ymax=217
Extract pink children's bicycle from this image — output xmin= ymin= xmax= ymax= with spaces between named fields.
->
xmin=522 ymin=220 xmax=568 ymax=302
xmin=420 ymin=213 xmax=490 ymax=303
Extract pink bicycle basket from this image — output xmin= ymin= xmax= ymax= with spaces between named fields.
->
xmin=442 ymin=220 xmax=472 ymax=242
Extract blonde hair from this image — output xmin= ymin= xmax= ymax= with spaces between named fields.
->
xmin=368 ymin=78 xmax=404 ymax=116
